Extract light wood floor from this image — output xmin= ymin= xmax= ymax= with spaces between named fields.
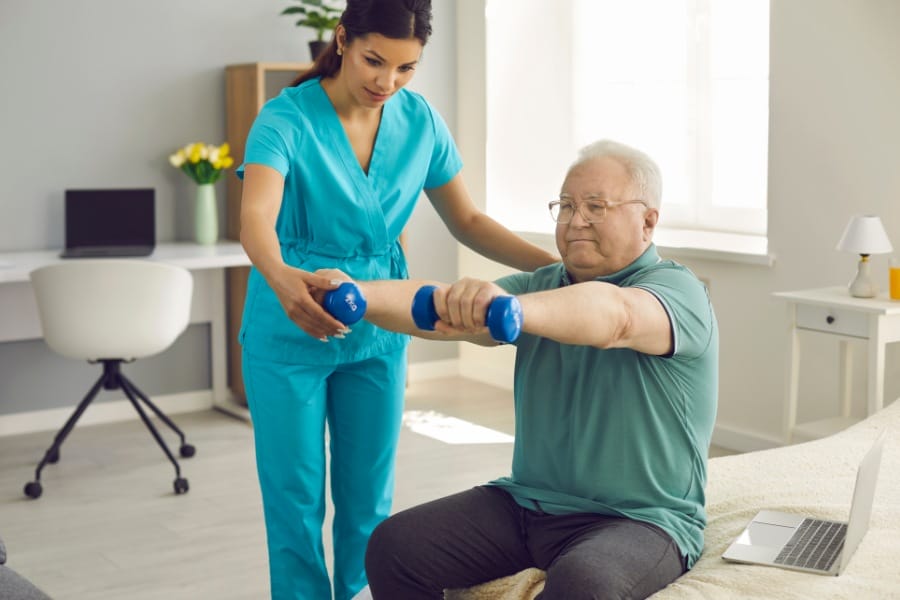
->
xmin=0 ymin=377 xmax=733 ymax=599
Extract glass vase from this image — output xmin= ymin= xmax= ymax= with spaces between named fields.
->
xmin=195 ymin=183 xmax=218 ymax=245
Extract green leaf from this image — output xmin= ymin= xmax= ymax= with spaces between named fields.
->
xmin=180 ymin=163 xmax=199 ymax=185
xmin=281 ymin=0 xmax=344 ymax=32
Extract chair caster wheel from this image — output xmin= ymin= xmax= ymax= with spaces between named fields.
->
xmin=24 ymin=481 xmax=43 ymax=499
xmin=179 ymin=444 xmax=195 ymax=458
xmin=174 ymin=477 xmax=189 ymax=495
xmin=47 ymin=448 xmax=60 ymax=463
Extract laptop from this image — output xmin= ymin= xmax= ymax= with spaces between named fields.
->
xmin=722 ymin=431 xmax=886 ymax=576
xmin=60 ymin=188 xmax=155 ymax=258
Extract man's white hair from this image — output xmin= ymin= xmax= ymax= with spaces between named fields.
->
xmin=570 ymin=140 xmax=662 ymax=210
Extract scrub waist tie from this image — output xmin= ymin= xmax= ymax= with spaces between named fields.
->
xmin=280 ymin=238 xmax=401 ymax=260
xmin=279 ymin=239 xmax=409 ymax=280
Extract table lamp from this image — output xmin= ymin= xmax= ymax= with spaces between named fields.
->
xmin=836 ymin=215 xmax=893 ymax=298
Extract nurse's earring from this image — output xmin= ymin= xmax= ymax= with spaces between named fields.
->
xmin=336 ymin=46 xmax=343 ymax=56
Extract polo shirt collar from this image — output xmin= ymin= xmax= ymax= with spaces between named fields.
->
xmin=561 ymin=244 xmax=660 ymax=287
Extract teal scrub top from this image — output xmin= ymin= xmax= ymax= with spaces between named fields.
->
xmin=489 ymin=245 xmax=718 ymax=567
xmin=237 ymin=78 xmax=463 ymax=365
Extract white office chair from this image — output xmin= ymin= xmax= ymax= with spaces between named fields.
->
xmin=24 ymin=260 xmax=195 ymax=499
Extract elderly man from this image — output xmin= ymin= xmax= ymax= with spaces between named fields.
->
xmin=322 ymin=139 xmax=718 ymax=599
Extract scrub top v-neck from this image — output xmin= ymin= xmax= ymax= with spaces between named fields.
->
xmin=237 ymin=78 xmax=463 ymax=365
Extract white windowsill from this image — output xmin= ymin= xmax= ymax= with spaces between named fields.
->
xmin=654 ymin=228 xmax=775 ymax=267
xmin=516 ymin=229 xmax=775 ymax=267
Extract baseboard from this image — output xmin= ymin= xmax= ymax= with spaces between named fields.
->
xmin=0 ymin=390 xmax=213 ymax=438
xmin=407 ymin=359 xmax=459 ymax=382
xmin=1 ymin=361 xmax=459 ymax=438
xmin=1 ymin=373 xmax=787 ymax=453
xmin=711 ymin=422 xmax=783 ymax=453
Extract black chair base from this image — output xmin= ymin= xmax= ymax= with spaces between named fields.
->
xmin=23 ymin=359 xmax=194 ymax=499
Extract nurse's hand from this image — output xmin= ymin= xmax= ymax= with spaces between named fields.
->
xmin=314 ymin=268 xmax=352 ymax=286
xmin=309 ymin=269 xmax=353 ymax=307
xmin=270 ymin=266 xmax=347 ymax=341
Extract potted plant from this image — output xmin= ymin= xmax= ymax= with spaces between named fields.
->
xmin=281 ymin=0 xmax=345 ymax=61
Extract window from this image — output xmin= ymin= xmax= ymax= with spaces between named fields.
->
xmin=485 ymin=0 xmax=770 ymax=238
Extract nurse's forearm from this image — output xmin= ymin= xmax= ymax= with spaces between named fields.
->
xmin=240 ymin=209 xmax=289 ymax=283
xmin=454 ymin=213 xmax=558 ymax=272
xmin=426 ymin=175 xmax=558 ymax=271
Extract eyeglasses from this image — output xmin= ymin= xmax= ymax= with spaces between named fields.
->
xmin=548 ymin=197 xmax=648 ymax=224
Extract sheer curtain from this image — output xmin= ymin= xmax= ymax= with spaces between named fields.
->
xmin=485 ymin=0 xmax=770 ymax=236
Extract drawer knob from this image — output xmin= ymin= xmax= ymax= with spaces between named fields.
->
xmin=826 ymin=315 xmax=835 ymax=324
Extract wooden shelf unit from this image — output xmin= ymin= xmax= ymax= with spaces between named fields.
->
xmin=224 ymin=62 xmax=312 ymax=402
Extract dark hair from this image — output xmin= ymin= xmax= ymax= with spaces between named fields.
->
xmin=294 ymin=0 xmax=433 ymax=86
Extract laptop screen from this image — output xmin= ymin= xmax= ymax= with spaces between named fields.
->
xmin=65 ymin=188 xmax=155 ymax=248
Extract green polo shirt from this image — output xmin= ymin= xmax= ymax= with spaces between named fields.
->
xmin=489 ymin=244 xmax=718 ymax=567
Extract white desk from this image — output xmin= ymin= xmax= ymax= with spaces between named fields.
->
xmin=773 ymin=286 xmax=900 ymax=443
xmin=0 ymin=242 xmax=251 ymax=422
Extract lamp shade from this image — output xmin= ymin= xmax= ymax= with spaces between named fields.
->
xmin=836 ymin=215 xmax=893 ymax=255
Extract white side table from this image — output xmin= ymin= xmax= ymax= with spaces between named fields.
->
xmin=773 ymin=287 xmax=900 ymax=443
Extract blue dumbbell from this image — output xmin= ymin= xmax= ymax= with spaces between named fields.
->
xmin=323 ymin=282 xmax=367 ymax=325
xmin=411 ymin=284 xmax=523 ymax=343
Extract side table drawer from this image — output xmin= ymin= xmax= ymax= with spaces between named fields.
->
xmin=795 ymin=304 xmax=868 ymax=338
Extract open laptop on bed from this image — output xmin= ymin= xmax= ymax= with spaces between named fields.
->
xmin=60 ymin=188 xmax=155 ymax=258
xmin=722 ymin=431 xmax=886 ymax=576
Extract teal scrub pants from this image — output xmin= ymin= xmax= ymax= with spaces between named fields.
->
xmin=242 ymin=348 xmax=407 ymax=600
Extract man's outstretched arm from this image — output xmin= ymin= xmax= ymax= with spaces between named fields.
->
xmin=315 ymin=271 xmax=498 ymax=346
xmin=516 ymin=283 xmax=673 ymax=355
xmin=427 ymin=277 xmax=673 ymax=356
xmin=317 ymin=271 xmax=672 ymax=355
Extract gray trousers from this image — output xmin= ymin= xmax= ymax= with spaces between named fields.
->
xmin=365 ymin=486 xmax=686 ymax=600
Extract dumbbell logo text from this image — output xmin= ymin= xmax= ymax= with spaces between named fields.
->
xmin=323 ymin=282 xmax=367 ymax=326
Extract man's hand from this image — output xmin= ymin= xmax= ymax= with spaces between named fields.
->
xmin=431 ymin=278 xmax=510 ymax=335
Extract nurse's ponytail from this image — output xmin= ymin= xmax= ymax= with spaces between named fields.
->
xmin=293 ymin=0 xmax=433 ymax=87
xmin=294 ymin=36 xmax=342 ymax=86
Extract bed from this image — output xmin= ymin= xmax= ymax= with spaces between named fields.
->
xmin=448 ymin=399 xmax=900 ymax=600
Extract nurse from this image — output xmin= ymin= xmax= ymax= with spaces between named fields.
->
xmin=238 ymin=1 xmax=558 ymax=598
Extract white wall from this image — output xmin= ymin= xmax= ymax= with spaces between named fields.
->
xmin=5 ymin=0 xmax=900 ymax=440
xmin=0 ymin=0 xmax=460 ymax=417
xmin=455 ymin=0 xmax=900 ymax=449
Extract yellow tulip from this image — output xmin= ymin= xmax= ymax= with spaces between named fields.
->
xmin=170 ymin=141 xmax=232 ymax=182
xmin=169 ymin=150 xmax=186 ymax=167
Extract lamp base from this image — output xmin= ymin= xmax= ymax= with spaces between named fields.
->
xmin=848 ymin=255 xmax=877 ymax=298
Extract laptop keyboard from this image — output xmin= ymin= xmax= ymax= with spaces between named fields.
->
xmin=774 ymin=518 xmax=847 ymax=572
xmin=62 ymin=246 xmax=153 ymax=258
